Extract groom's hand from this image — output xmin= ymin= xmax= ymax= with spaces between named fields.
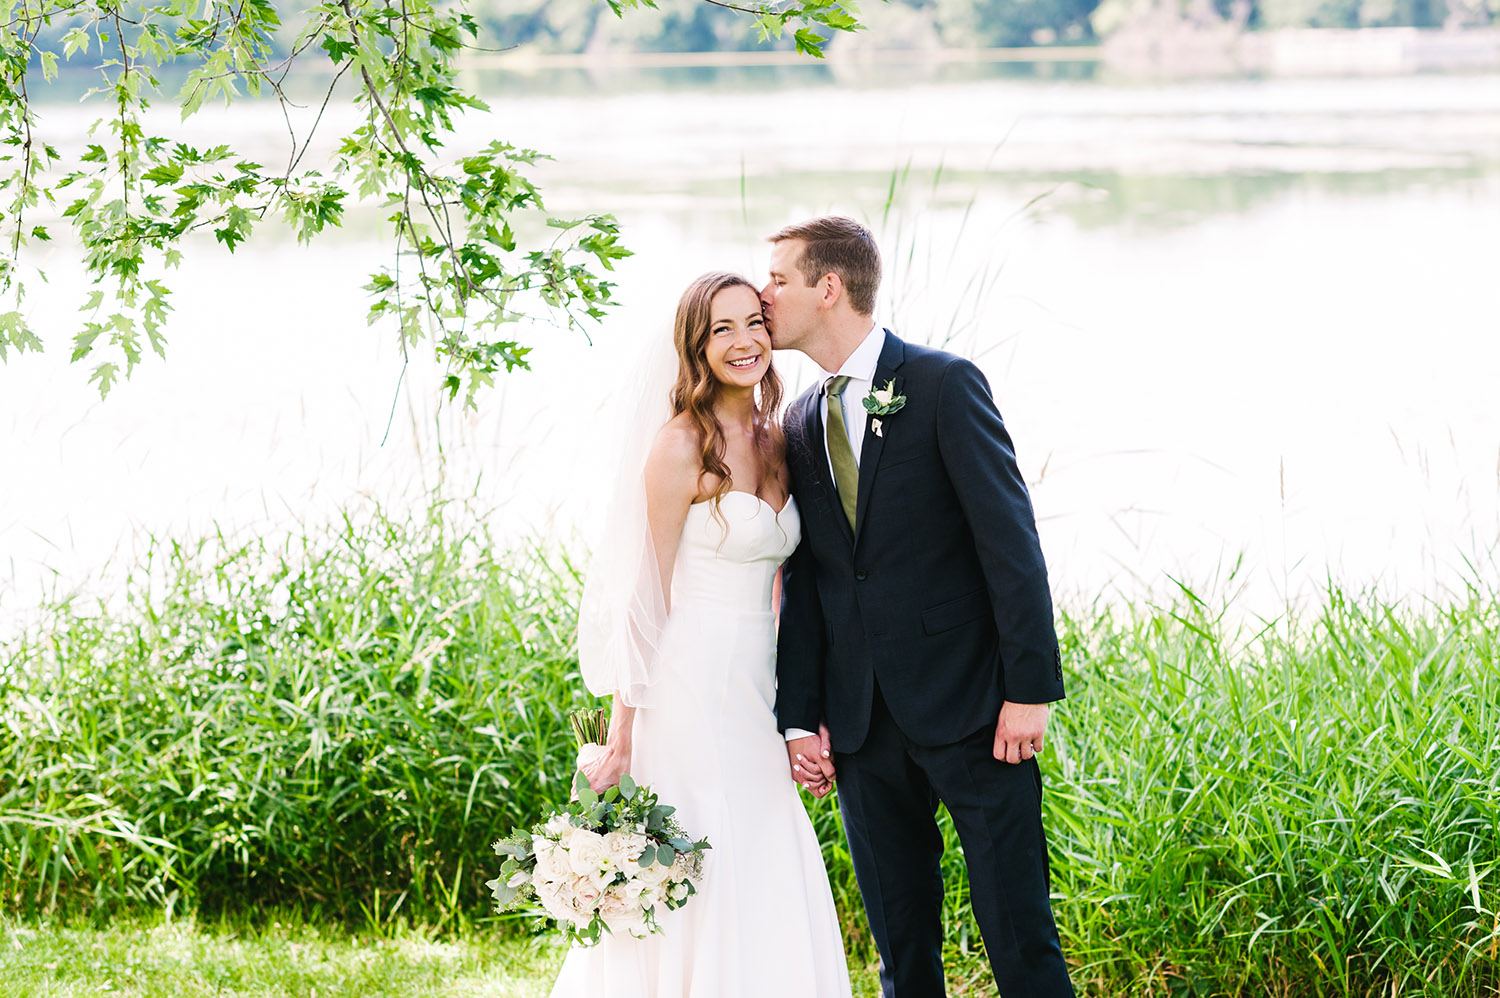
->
xmin=788 ymin=724 xmax=836 ymax=797
xmin=994 ymin=701 xmax=1049 ymax=765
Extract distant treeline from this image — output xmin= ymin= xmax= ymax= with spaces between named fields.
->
xmin=490 ymin=0 xmax=1494 ymax=53
xmin=22 ymin=0 xmax=1495 ymax=75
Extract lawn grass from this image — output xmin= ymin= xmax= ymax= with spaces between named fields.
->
xmin=0 ymin=911 xmax=890 ymax=997
xmin=0 ymin=911 xmax=559 ymax=998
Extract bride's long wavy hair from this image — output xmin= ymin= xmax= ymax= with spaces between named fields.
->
xmin=670 ymin=271 xmax=785 ymax=508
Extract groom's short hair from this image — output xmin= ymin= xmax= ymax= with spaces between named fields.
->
xmin=769 ymin=216 xmax=881 ymax=317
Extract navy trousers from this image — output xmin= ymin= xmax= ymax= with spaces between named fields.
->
xmin=835 ymin=683 xmax=1075 ymax=998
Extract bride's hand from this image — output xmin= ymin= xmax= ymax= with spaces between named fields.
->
xmin=578 ymin=741 xmax=630 ymax=794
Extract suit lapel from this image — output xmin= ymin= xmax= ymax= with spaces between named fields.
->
xmin=853 ymin=330 xmax=905 ymax=548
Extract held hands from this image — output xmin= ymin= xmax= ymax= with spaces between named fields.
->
xmin=788 ymin=723 xmax=836 ymax=797
xmin=578 ymin=740 xmax=631 ymax=794
xmin=993 ymin=701 xmax=1050 ymax=764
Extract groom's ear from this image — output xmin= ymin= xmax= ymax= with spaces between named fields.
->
xmin=819 ymin=271 xmax=844 ymax=310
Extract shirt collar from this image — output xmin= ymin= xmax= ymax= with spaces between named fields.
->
xmin=820 ymin=322 xmax=883 ymax=384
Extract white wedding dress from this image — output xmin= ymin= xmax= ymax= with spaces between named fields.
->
xmin=550 ymin=490 xmax=852 ymax=998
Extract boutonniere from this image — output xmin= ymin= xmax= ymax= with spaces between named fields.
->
xmin=863 ymin=379 xmax=905 ymax=437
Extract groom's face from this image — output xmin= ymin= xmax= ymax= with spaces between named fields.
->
xmin=761 ymin=238 xmax=821 ymax=352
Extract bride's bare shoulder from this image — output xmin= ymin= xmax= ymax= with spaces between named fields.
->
xmin=651 ymin=413 xmax=698 ymax=456
xmin=645 ymin=413 xmax=700 ymax=485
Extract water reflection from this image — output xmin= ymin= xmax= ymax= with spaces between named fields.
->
xmin=3 ymin=66 xmax=1497 ymax=629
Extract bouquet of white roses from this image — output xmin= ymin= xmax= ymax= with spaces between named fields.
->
xmin=486 ymin=712 xmax=709 ymax=945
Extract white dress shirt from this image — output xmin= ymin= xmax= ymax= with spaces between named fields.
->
xmin=786 ymin=322 xmax=883 ymax=745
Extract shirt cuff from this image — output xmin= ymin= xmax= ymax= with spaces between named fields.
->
xmin=784 ymin=727 xmax=816 ymax=741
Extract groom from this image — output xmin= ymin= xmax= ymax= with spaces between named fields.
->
xmin=765 ymin=216 xmax=1075 ymax=997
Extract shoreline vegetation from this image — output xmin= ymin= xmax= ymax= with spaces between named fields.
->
xmin=456 ymin=43 xmax=1104 ymax=69
xmin=28 ymin=29 xmax=1500 ymax=92
xmin=460 ymin=28 xmax=1500 ymax=76
xmin=2 ymin=495 xmax=1496 ymax=996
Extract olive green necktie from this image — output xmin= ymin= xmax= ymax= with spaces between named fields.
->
xmin=825 ymin=375 xmax=858 ymax=531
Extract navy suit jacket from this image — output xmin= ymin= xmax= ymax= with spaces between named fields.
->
xmin=775 ymin=330 xmax=1064 ymax=753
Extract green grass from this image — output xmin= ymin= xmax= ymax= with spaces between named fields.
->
xmin=0 ymin=910 xmax=889 ymax=997
xmin=3 ymin=496 xmax=1498 ymax=996
xmin=0 ymin=910 xmax=559 ymax=998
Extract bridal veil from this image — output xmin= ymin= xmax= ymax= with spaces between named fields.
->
xmin=575 ymin=329 xmax=679 ymax=707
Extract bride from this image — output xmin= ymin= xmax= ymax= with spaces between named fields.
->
xmin=550 ymin=272 xmax=852 ymax=997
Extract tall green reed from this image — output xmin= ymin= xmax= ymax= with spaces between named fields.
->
xmin=1041 ymin=581 xmax=1500 ymax=996
xmin=0 ymin=498 xmax=594 ymax=927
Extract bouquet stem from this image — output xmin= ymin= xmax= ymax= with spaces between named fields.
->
xmin=570 ymin=707 xmax=608 ymax=747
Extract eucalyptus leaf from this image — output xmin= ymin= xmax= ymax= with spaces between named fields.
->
xmin=485 ymin=876 xmax=519 ymax=908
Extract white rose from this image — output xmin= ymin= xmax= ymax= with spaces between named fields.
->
xmin=602 ymin=830 xmax=648 ymax=871
xmin=872 ymin=388 xmax=893 ymax=406
xmin=566 ymin=829 xmax=616 ymax=887
xmin=534 ymin=876 xmax=576 ymax=925
xmin=669 ymin=881 xmax=691 ymax=902
xmin=544 ymin=814 xmax=572 ymax=837
xmin=556 ymin=822 xmax=591 ymax=850
xmin=531 ymin=836 xmax=568 ymax=883
xmin=597 ymin=885 xmax=649 ymax=937
xmin=568 ymin=874 xmax=603 ymax=919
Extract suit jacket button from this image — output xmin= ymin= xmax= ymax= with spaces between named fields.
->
xmin=855 ymin=570 xmax=868 ymax=581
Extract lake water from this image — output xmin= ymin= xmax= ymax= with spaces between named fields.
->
xmin=3 ymin=63 xmax=1498 ymax=631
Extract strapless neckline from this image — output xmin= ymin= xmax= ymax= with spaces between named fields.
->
xmin=689 ymin=491 xmax=797 ymax=518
